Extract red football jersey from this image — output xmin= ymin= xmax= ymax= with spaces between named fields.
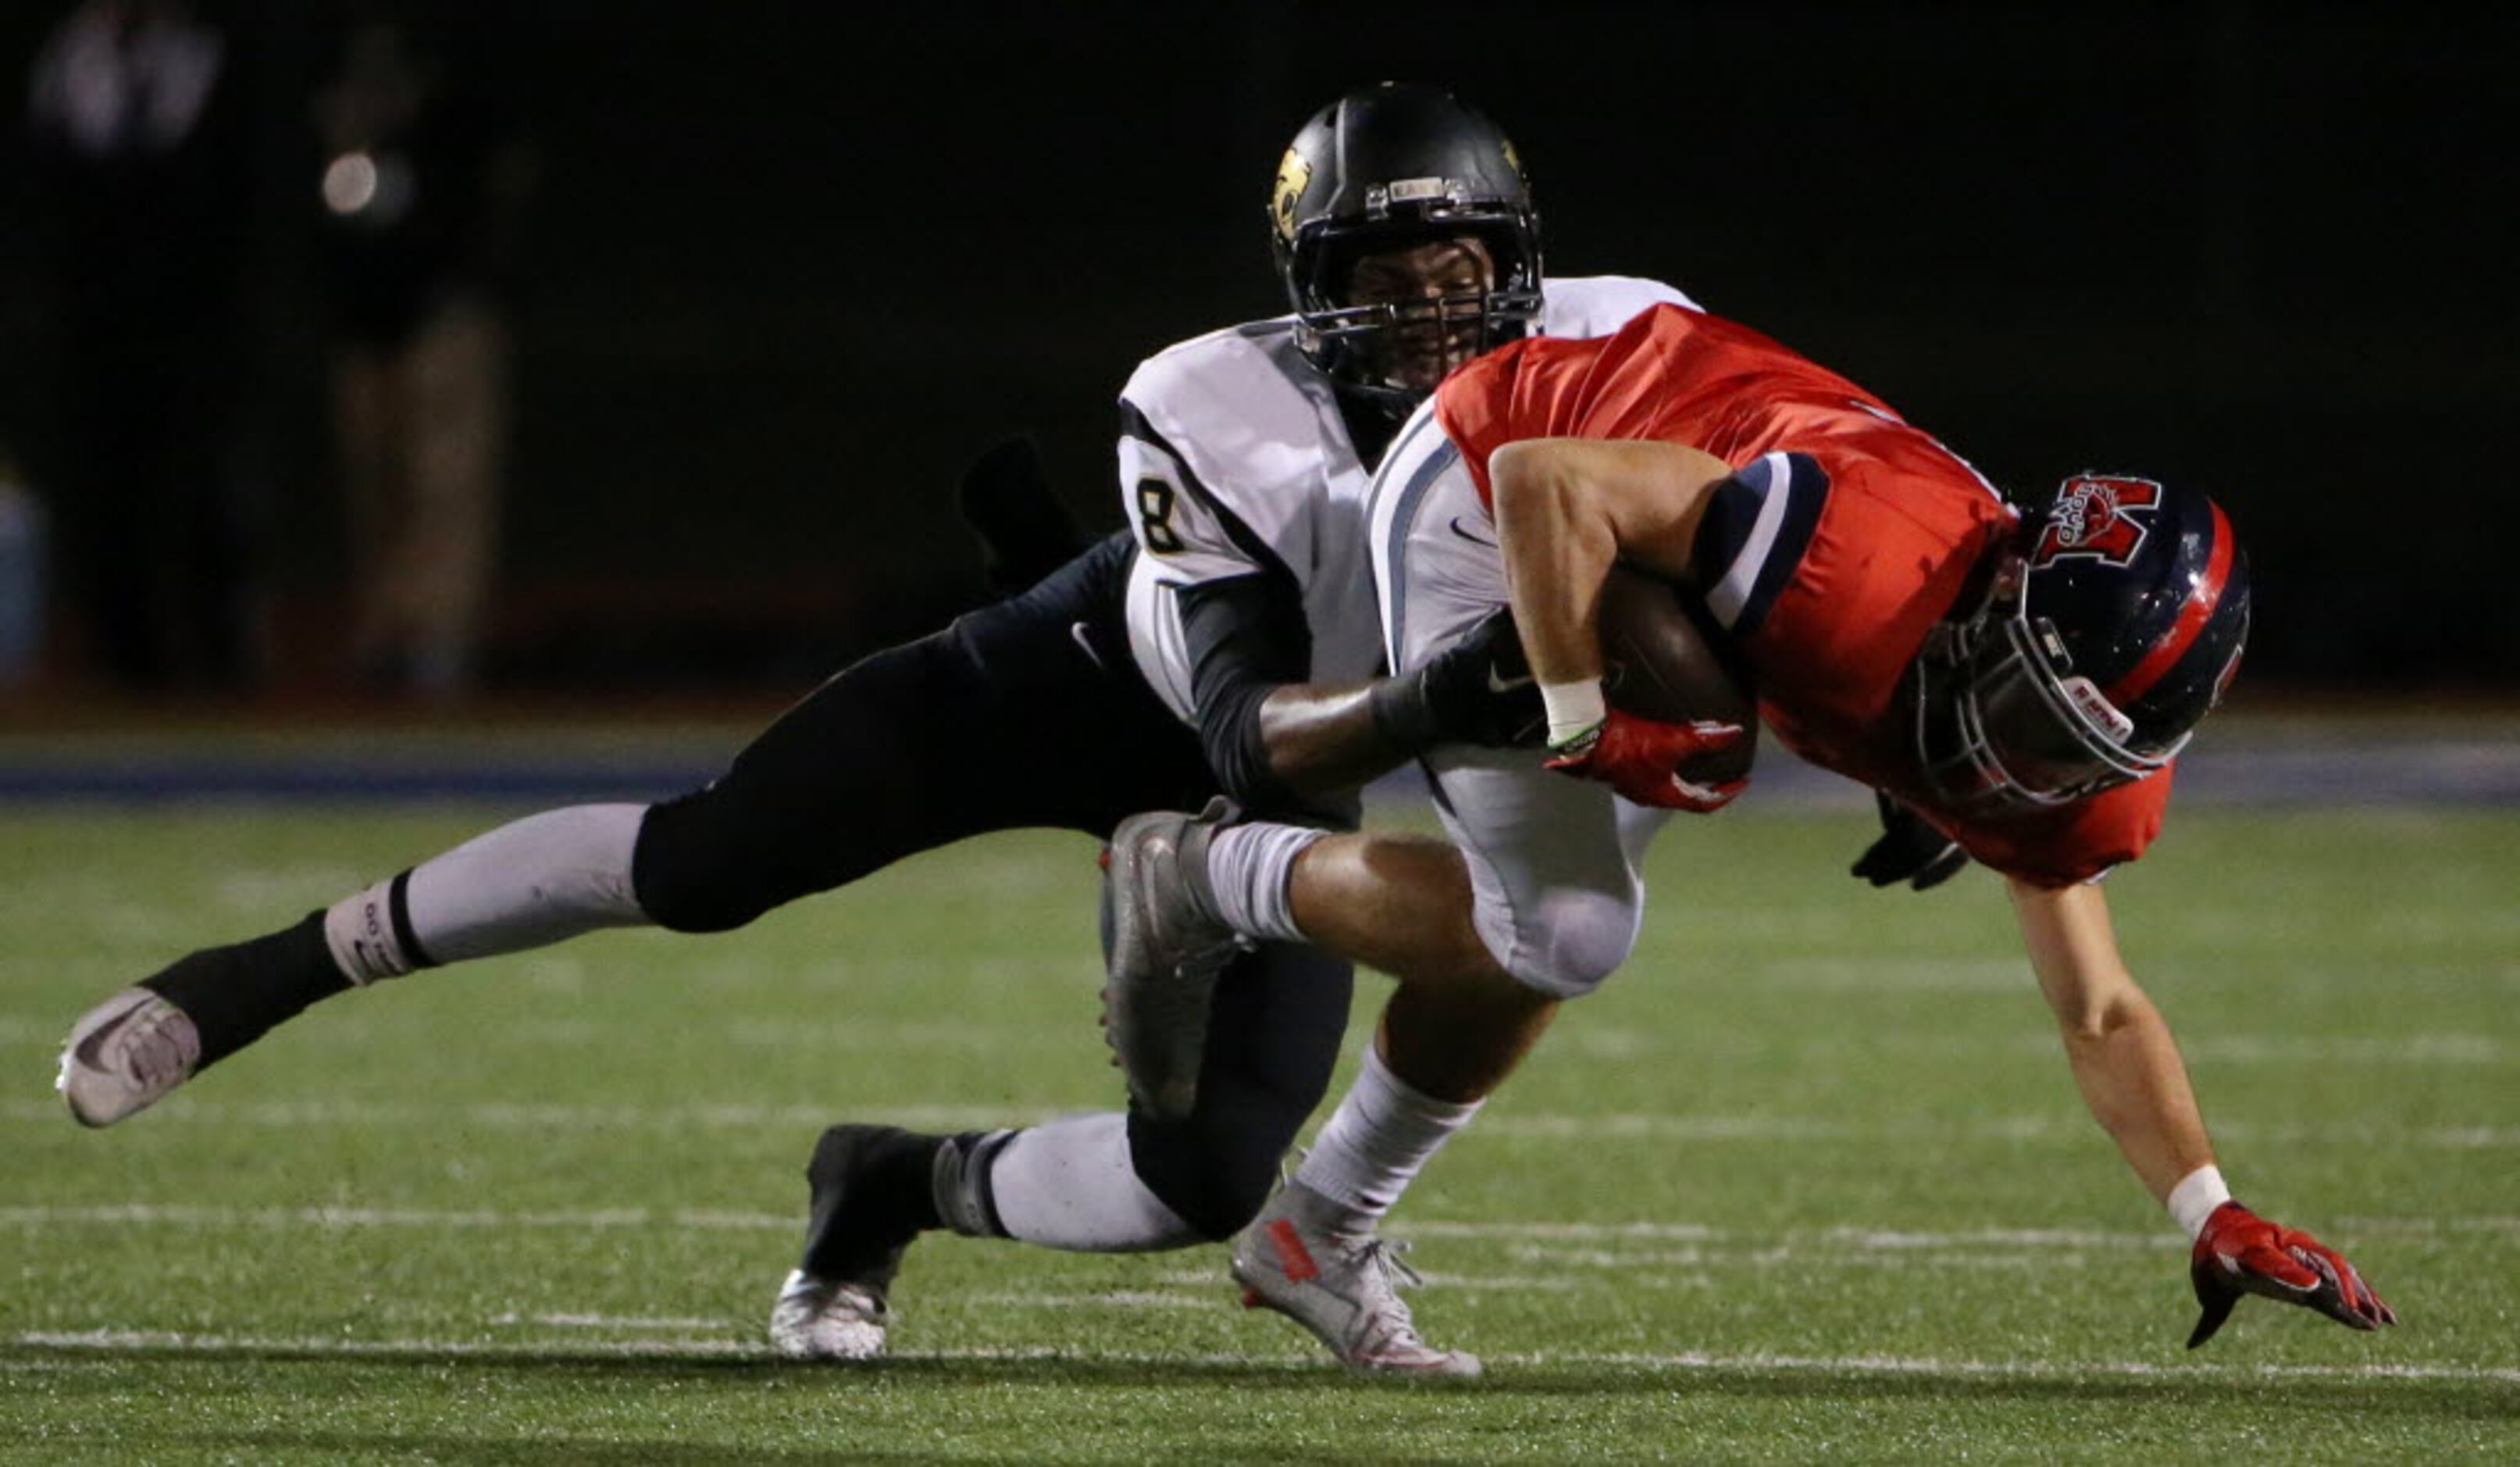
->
xmin=1433 ymin=303 xmax=2170 ymax=885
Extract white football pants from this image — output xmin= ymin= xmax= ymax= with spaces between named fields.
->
xmin=1364 ymin=401 xmax=1671 ymax=999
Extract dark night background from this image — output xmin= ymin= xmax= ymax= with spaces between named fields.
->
xmin=2 ymin=2 xmax=2511 ymax=700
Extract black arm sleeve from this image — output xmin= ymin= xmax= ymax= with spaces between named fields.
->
xmin=1174 ymin=571 xmax=1312 ymax=816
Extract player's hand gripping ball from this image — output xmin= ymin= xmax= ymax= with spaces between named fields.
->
xmin=1546 ymin=566 xmax=1757 ymax=808
xmin=1545 ymin=709 xmax=1748 ymax=811
xmin=1594 ymin=565 xmax=1756 ymax=783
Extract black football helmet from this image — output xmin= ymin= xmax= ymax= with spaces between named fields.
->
xmin=1916 ymin=473 xmax=2251 ymax=813
xmin=1270 ymin=82 xmax=1544 ymax=405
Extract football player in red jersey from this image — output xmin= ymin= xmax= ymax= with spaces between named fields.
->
xmin=1106 ymin=302 xmax=2395 ymax=1348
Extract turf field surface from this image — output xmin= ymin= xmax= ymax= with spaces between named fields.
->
xmin=2 ymin=801 xmax=2514 ymax=1462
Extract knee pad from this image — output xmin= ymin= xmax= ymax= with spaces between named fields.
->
xmin=1471 ymin=880 xmax=1644 ymax=1000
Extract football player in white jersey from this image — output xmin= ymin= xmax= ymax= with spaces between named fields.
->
xmin=59 ymin=82 xmax=1815 ymax=1376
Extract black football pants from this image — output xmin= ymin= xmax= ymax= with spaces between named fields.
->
xmin=630 ymin=533 xmax=1352 ymax=1240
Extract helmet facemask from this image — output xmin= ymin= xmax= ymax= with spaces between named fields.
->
xmin=1916 ymin=555 xmax=2186 ymax=814
xmin=1289 ymin=215 xmax=1542 ymax=409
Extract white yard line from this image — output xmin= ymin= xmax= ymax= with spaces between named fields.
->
xmin=1472 ymin=1115 xmax=2520 ymax=1150
xmin=0 ymin=1203 xmax=793 ymax=1230
xmin=961 ymin=1291 xmax=1218 ymax=1311
xmin=6 ymin=1098 xmax=2517 ymax=1150
xmin=0 ymin=1204 xmax=2503 ymax=1250
xmin=12 ymin=1329 xmax=760 ymax=1358
xmin=0 ymin=1099 xmax=1042 ymax=1130
xmin=1484 ymin=1350 xmax=2520 ymax=1387
xmin=487 ymin=1312 xmax=729 ymax=1330
xmin=8 ymin=1007 xmax=2508 ymax=1062
xmin=9 ymin=1330 xmax=2515 ymax=1386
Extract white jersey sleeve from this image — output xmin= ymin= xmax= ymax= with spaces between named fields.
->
xmin=1117 ymin=319 xmax=1375 ymax=723
xmin=1537 ymin=274 xmax=1701 ymax=336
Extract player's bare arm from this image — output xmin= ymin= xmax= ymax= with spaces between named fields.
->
xmin=1487 ymin=437 xmax=1748 ymax=811
xmin=1487 ymin=437 xmax=1734 ymax=688
xmin=2007 ymin=875 xmax=2393 ymax=1343
xmin=2005 ymin=876 xmax=2215 ymax=1202
xmin=1253 ymin=680 xmax=1425 ymax=799
xmin=1256 ymin=607 xmax=1539 ymax=799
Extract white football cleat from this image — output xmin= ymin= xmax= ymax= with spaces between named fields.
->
xmin=1231 ymin=1180 xmax=1482 ymax=1379
xmin=768 ymin=1268 xmax=890 ymax=1360
xmin=58 ymin=987 xmax=202 ymax=1128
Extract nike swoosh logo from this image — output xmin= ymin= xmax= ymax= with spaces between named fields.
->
xmin=1486 ymin=666 xmax=1533 ymax=694
xmin=1069 ymin=620 xmax=1105 ymax=669
xmin=1449 ymin=516 xmax=1499 ymax=550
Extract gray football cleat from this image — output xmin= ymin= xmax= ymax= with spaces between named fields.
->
xmin=1231 ymin=1180 xmax=1482 ymax=1379
xmin=58 ymin=987 xmax=202 ymax=1127
xmin=768 ymin=1269 xmax=890 ymax=1361
xmin=1100 ymin=798 xmax=1248 ymax=1119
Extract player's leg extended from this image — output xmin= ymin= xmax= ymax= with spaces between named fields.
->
xmin=58 ymin=801 xmax=658 ymax=1128
xmin=59 ymin=548 xmax=1122 ymax=1127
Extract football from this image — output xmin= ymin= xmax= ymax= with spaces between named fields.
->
xmin=1597 ymin=564 xmax=1759 ymax=782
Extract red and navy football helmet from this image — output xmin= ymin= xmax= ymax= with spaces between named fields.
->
xmin=1270 ymin=82 xmax=1544 ymax=406
xmin=1917 ymin=473 xmax=2251 ymax=812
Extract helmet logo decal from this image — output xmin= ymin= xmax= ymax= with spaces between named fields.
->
xmin=2035 ymin=474 xmax=2162 ymax=569
xmin=1271 ymin=148 xmax=1312 ymax=244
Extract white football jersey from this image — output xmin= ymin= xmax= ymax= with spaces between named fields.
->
xmin=1120 ymin=276 xmax=1699 ymax=723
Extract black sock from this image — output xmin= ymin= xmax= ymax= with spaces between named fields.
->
xmin=798 ymin=1126 xmax=950 ymax=1283
xmin=140 ymin=911 xmax=348 ymax=1069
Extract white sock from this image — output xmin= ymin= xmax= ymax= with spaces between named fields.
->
xmin=1205 ymin=822 xmax=1322 ymax=944
xmin=324 ymin=805 xmax=650 ymax=982
xmin=986 ymin=1112 xmax=1201 ymax=1253
xmin=1293 ymin=1044 xmax=1482 ymax=1233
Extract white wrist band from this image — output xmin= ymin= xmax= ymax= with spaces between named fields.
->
xmin=2167 ymin=1164 xmax=2232 ymax=1240
xmin=1541 ymin=679 xmax=1606 ymax=745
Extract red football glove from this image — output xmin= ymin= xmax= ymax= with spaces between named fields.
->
xmin=1544 ymin=708 xmax=1748 ymax=812
xmin=2187 ymin=1200 xmax=2397 ymax=1347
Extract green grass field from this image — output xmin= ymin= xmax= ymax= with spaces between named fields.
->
xmin=3 ymin=801 xmax=2515 ymax=1462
